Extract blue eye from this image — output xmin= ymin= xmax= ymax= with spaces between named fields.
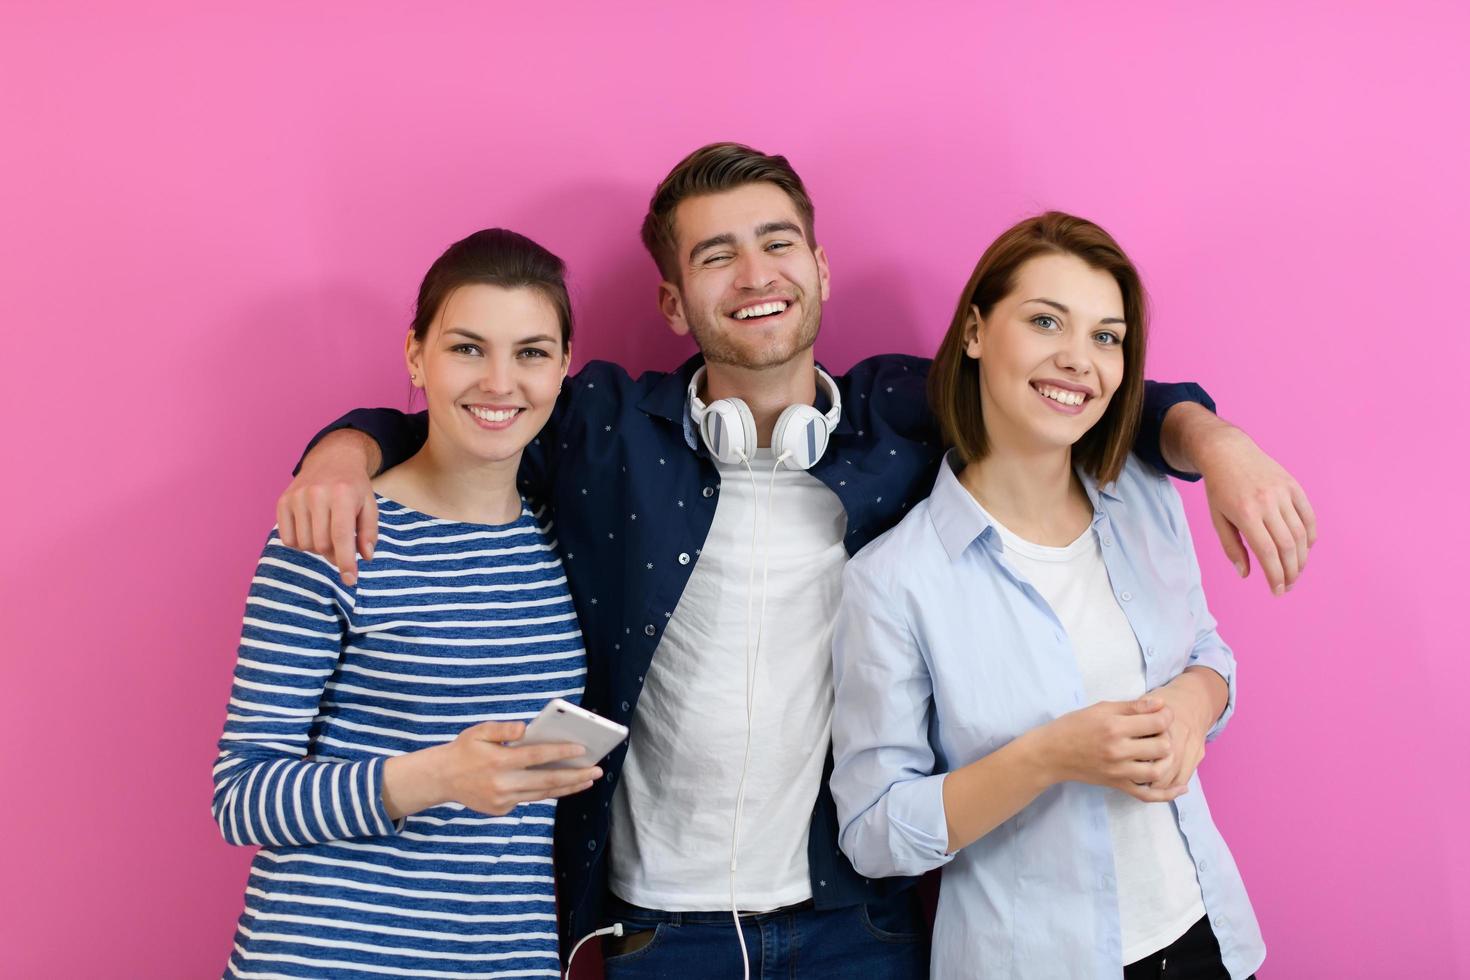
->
xmin=1095 ymin=330 xmax=1122 ymax=346
xmin=1032 ymin=315 xmax=1060 ymax=331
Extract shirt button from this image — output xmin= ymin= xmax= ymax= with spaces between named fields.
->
xmin=702 ymin=487 xmax=715 ymax=498
xmin=621 ymin=701 xmax=630 ymax=712
xmin=1144 ymin=646 xmax=1154 ymax=658
xmin=678 ymin=552 xmax=691 ymax=565
xmin=1198 ymin=859 xmax=1209 ymax=871
xmin=1120 ymin=591 xmax=1133 ymax=602
xmin=1102 ymin=536 xmax=1113 ymax=547
xmin=586 ymin=840 xmax=596 ymax=852
xmin=644 ymin=624 xmax=656 ymax=636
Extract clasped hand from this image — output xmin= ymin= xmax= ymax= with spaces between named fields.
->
xmin=1043 ymin=696 xmax=1195 ymax=804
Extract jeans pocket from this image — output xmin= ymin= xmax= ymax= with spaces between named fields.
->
xmin=860 ymin=899 xmax=924 ymax=944
xmin=601 ymin=922 xmax=666 ymax=964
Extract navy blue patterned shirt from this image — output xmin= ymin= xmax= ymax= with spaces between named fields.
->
xmin=305 ymin=352 xmax=1213 ymax=953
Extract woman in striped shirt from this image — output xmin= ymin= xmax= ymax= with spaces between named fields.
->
xmin=213 ymin=229 xmax=601 ymax=979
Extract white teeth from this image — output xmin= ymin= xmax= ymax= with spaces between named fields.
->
xmin=1037 ymin=385 xmax=1087 ymax=406
xmin=468 ymin=406 xmax=519 ymax=423
xmin=733 ymin=300 xmax=789 ymax=320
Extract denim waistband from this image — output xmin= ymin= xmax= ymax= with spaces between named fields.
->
xmin=605 ymin=893 xmax=817 ymax=925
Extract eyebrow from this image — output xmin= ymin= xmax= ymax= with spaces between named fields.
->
xmin=687 ymin=221 xmax=806 ymax=264
xmin=1022 ymin=297 xmax=1126 ymax=326
xmin=688 ymin=233 xmax=736 ymax=263
xmin=756 ymin=220 xmax=803 ymax=239
xmin=444 ymin=328 xmax=560 ymax=345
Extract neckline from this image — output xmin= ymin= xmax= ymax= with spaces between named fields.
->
xmin=372 ymin=492 xmax=532 ymax=531
xmin=968 ymin=494 xmax=1095 ymax=562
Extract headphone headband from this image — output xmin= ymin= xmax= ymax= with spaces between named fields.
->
xmin=687 ymin=365 xmax=843 ymax=469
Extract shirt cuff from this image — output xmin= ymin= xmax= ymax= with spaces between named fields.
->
xmin=1141 ymin=381 xmax=1217 ymax=483
xmin=1188 ymin=654 xmax=1237 ymax=741
xmin=365 ymin=756 xmax=407 ymax=835
xmin=871 ymin=772 xmax=954 ymax=876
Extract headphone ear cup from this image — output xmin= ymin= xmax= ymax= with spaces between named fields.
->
xmin=699 ymin=398 xmax=757 ymax=464
xmin=770 ymin=404 xmax=831 ymax=471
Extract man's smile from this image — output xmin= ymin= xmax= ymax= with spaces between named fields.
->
xmin=729 ymin=298 xmax=791 ymax=321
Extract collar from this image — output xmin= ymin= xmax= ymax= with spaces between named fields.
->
xmin=637 ymin=353 xmax=706 ymax=452
xmin=928 ymin=449 xmax=1121 ymax=562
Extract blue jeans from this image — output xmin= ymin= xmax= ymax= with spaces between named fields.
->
xmin=599 ymin=891 xmax=928 ymax=980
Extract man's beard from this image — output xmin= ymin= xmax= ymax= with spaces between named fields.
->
xmin=687 ymin=301 xmax=822 ymax=370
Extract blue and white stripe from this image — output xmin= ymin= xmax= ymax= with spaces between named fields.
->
xmin=214 ymin=497 xmax=585 ymax=979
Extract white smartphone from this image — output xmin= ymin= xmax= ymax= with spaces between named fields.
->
xmin=512 ymin=698 xmax=629 ymax=770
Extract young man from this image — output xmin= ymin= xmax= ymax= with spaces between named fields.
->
xmin=280 ymin=143 xmax=1314 ymax=978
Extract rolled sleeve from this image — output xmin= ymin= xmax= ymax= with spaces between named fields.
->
xmin=294 ymin=408 xmax=428 ymax=476
xmin=1137 ymin=380 xmax=1217 ymax=482
xmin=831 ymin=556 xmax=955 ymax=879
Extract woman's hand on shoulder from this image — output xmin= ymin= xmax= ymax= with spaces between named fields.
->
xmin=1038 ymin=697 xmax=1189 ymax=804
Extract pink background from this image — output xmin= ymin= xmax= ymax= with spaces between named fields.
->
xmin=2 ymin=2 xmax=1466 ymax=976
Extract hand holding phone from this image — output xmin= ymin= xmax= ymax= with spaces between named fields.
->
xmin=510 ymin=698 xmax=629 ymax=770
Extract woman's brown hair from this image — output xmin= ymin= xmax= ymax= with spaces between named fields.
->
xmin=928 ymin=211 xmax=1148 ymax=485
xmin=412 ymin=228 xmax=573 ymax=352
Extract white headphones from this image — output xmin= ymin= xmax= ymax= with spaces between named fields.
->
xmin=687 ymin=365 xmax=843 ymax=470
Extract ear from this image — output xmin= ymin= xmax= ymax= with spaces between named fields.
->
xmin=404 ymin=330 xmax=425 ymax=387
xmin=963 ymin=305 xmax=984 ymax=359
xmin=814 ymin=243 xmax=832 ymax=303
xmin=558 ymin=343 xmax=573 ymax=384
xmin=659 ymin=280 xmax=690 ymax=337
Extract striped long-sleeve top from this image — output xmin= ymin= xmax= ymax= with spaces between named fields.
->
xmin=213 ymin=496 xmax=585 ymax=979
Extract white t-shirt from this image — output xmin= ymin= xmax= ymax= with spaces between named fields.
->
xmin=986 ymin=510 xmax=1206 ymax=964
xmin=609 ymin=449 xmax=848 ymax=911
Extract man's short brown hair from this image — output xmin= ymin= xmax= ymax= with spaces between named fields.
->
xmin=640 ymin=142 xmax=816 ymax=282
xmin=928 ymin=211 xmax=1149 ymax=486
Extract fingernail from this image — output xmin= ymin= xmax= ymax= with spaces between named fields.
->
xmin=1273 ymin=584 xmax=1285 ymax=596
xmin=1234 ymin=562 xmax=1247 ymax=578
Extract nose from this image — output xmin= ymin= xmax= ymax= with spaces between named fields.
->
xmin=478 ymin=355 xmax=515 ymax=394
xmin=1054 ymin=329 xmax=1094 ymax=376
xmin=734 ymin=249 xmax=778 ymax=292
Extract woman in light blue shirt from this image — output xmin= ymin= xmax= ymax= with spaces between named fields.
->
xmin=830 ymin=213 xmax=1265 ymax=979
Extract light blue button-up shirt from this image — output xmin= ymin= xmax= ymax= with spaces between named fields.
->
xmin=831 ymin=452 xmax=1265 ymax=979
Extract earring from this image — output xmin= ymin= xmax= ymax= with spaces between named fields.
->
xmin=410 ymin=373 xmax=418 ymax=384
